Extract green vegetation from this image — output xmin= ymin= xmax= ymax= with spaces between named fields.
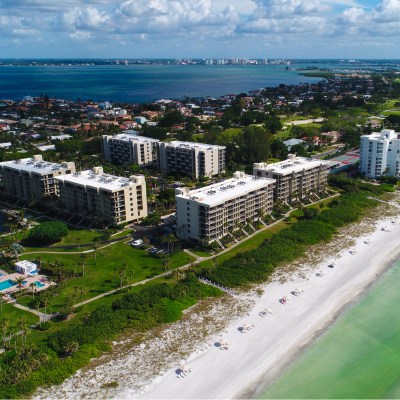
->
xmin=0 ymin=274 xmax=221 ymax=399
xmin=25 ymin=222 xmax=68 ymax=245
xmin=201 ymin=177 xmax=389 ymax=287
xmin=18 ymin=242 xmax=194 ymax=311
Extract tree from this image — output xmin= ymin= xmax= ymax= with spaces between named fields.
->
xmin=158 ymin=109 xmax=184 ymax=127
xmin=0 ymin=293 xmax=5 ymax=315
xmin=0 ymin=318 xmax=9 ymax=349
xmin=242 ymin=126 xmax=272 ymax=164
xmin=29 ymin=283 xmax=36 ymax=300
xmin=303 ymin=207 xmax=320 ymax=220
xmin=118 ymin=264 xmax=127 ymax=287
xmin=93 ymin=237 xmax=101 ymax=265
xmin=14 ymin=277 xmax=25 ymax=292
xmin=80 ymin=254 xmax=88 ymax=276
xmin=26 ymin=221 xmax=68 ymax=245
xmin=79 ymin=287 xmax=87 ymax=304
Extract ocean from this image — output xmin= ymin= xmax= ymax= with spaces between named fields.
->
xmin=0 ymin=64 xmax=322 ymax=103
xmin=1 ymin=59 xmax=399 ymax=103
xmin=261 ymin=260 xmax=400 ymax=399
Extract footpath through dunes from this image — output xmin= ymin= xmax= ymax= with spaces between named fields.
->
xmin=32 ymin=196 xmax=400 ymax=400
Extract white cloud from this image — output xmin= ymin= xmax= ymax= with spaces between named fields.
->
xmin=0 ymin=0 xmax=398 ymax=57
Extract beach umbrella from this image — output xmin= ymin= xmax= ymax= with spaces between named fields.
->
xmin=243 ymin=323 xmax=250 ymax=330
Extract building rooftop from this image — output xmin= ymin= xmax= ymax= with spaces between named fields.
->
xmin=0 ymin=155 xmax=72 ymax=174
xmin=176 ymin=172 xmax=274 ymax=206
xmin=361 ymin=129 xmax=399 ymax=141
xmin=106 ymin=133 xmax=160 ymax=143
xmin=163 ymin=141 xmax=225 ymax=150
xmin=254 ymin=155 xmax=330 ymax=176
xmin=55 ymin=167 xmax=144 ymax=191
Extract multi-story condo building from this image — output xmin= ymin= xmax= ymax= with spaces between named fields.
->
xmin=102 ymin=133 xmax=160 ymax=166
xmin=55 ymin=167 xmax=147 ymax=225
xmin=0 ymin=155 xmax=75 ymax=203
xmin=175 ymin=171 xmax=275 ymax=244
xmin=158 ymin=141 xmax=226 ymax=178
xmin=253 ymin=155 xmax=330 ymax=204
xmin=360 ymin=129 xmax=400 ymax=178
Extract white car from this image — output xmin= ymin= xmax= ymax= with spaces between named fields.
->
xmin=131 ymin=239 xmax=143 ymax=247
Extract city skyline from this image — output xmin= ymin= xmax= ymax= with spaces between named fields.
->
xmin=0 ymin=0 xmax=398 ymax=59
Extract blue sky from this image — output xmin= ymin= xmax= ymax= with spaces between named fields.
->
xmin=0 ymin=0 xmax=398 ymax=59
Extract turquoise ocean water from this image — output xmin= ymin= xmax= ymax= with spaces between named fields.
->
xmin=261 ymin=260 xmax=400 ymax=399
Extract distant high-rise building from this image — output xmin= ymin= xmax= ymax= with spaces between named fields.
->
xmin=253 ymin=155 xmax=330 ymax=204
xmin=102 ymin=133 xmax=159 ymax=166
xmin=360 ymin=129 xmax=400 ymax=178
xmin=158 ymin=141 xmax=226 ymax=179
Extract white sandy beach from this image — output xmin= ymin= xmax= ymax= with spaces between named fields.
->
xmin=33 ymin=202 xmax=400 ymax=400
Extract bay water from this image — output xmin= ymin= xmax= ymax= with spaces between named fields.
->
xmin=261 ymin=260 xmax=400 ymax=399
xmin=0 ymin=63 xmax=322 ymax=103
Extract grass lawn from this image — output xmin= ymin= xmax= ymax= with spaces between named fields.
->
xmin=0 ymin=303 xmax=39 ymax=333
xmin=19 ymin=242 xmax=194 ymax=312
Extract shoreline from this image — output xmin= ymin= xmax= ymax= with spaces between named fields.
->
xmin=244 ymin=246 xmax=400 ymax=399
xmin=32 ymin=200 xmax=400 ymax=400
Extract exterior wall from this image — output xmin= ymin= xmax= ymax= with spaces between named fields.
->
xmin=56 ymin=170 xmax=147 ymax=225
xmin=0 ymin=155 xmax=75 ymax=203
xmin=253 ymin=158 xmax=329 ymax=204
xmin=158 ymin=142 xmax=226 ymax=178
xmin=102 ymin=135 xmax=159 ymax=166
xmin=176 ymin=174 xmax=274 ymax=244
xmin=360 ymin=130 xmax=400 ymax=178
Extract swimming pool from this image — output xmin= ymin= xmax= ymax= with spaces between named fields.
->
xmin=34 ymin=281 xmax=45 ymax=288
xmin=0 ymin=279 xmax=16 ymax=291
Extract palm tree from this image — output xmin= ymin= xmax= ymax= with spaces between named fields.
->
xmin=118 ymin=264 xmax=127 ymax=287
xmin=0 ymin=293 xmax=5 ymax=315
xmin=0 ymin=318 xmax=9 ymax=349
xmin=79 ymin=287 xmax=87 ymax=304
xmin=167 ymin=233 xmax=178 ymax=253
xmin=17 ymin=317 xmax=28 ymax=345
xmin=112 ymin=266 xmax=118 ymax=286
xmin=14 ymin=276 xmax=25 ymax=292
xmin=80 ymin=254 xmax=88 ymax=276
xmin=29 ymin=283 xmax=36 ymax=299
xmin=42 ymin=294 xmax=50 ymax=321
xmin=93 ymin=237 xmax=101 ymax=265
xmin=161 ymin=254 xmax=171 ymax=272
xmin=73 ymin=286 xmax=79 ymax=305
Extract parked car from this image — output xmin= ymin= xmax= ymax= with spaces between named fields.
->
xmin=131 ymin=239 xmax=143 ymax=247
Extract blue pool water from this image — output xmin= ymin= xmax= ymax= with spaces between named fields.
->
xmin=34 ymin=281 xmax=45 ymax=288
xmin=0 ymin=279 xmax=16 ymax=291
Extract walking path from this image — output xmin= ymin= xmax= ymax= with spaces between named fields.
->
xmin=17 ymin=194 xmax=340 ymax=314
xmin=13 ymin=303 xmax=52 ymax=321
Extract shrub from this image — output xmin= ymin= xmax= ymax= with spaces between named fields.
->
xmin=25 ymin=221 xmax=69 ymax=245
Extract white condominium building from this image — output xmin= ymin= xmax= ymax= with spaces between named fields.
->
xmin=158 ymin=141 xmax=226 ymax=178
xmin=102 ymin=133 xmax=160 ymax=166
xmin=55 ymin=167 xmax=147 ymax=225
xmin=360 ymin=129 xmax=400 ymax=178
xmin=253 ymin=155 xmax=330 ymax=204
xmin=0 ymin=155 xmax=75 ymax=203
xmin=175 ymin=171 xmax=275 ymax=244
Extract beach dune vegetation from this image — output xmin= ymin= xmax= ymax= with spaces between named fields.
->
xmin=0 ymin=274 xmax=220 ymax=399
xmin=203 ymin=176 xmax=388 ymax=288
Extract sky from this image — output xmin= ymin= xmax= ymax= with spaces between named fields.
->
xmin=0 ymin=0 xmax=398 ymax=59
